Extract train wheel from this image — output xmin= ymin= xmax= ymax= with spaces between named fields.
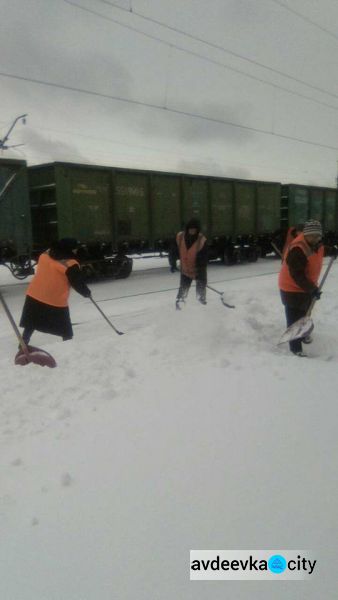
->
xmin=247 ymin=248 xmax=258 ymax=262
xmin=9 ymin=259 xmax=35 ymax=280
xmin=223 ymin=249 xmax=235 ymax=265
xmin=117 ymin=256 xmax=133 ymax=278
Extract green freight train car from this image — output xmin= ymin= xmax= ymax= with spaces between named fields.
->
xmin=28 ymin=162 xmax=283 ymax=276
xmin=2 ymin=159 xmax=337 ymax=280
xmin=0 ymin=158 xmax=33 ymax=278
xmin=281 ymin=184 xmax=338 ymax=234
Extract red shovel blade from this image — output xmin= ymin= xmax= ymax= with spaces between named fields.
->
xmin=15 ymin=345 xmax=57 ymax=368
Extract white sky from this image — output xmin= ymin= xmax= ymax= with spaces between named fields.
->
xmin=1 ymin=0 xmax=338 ymax=186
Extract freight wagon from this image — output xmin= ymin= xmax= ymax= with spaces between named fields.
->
xmin=1 ymin=158 xmax=338 ymax=280
xmin=28 ymin=162 xmax=284 ymax=277
xmin=281 ymin=184 xmax=338 ymax=246
xmin=0 ymin=158 xmax=33 ymax=278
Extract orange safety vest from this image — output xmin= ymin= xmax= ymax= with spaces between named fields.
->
xmin=176 ymin=231 xmax=206 ymax=279
xmin=26 ymin=252 xmax=79 ymax=307
xmin=282 ymin=226 xmax=297 ymax=259
xmin=278 ymin=233 xmax=324 ymax=293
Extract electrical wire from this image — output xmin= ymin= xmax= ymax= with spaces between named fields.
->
xmin=16 ymin=123 xmax=330 ymax=177
xmin=82 ymin=0 xmax=338 ymax=101
xmin=2 ymin=69 xmax=338 ymax=151
xmin=269 ymin=0 xmax=338 ymax=42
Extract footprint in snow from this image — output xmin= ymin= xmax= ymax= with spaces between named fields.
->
xmin=125 ymin=367 xmax=137 ymax=379
xmin=61 ymin=473 xmax=73 ymax=487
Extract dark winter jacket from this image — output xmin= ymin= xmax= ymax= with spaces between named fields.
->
xmin=66 ymin=264 xmax=91 ymax=298
xmin=286 ymin=247 xmax=318 ymax=293
xmin=49 ymin=239 xmax=91 ymax=298
xmin=183 ymin=219 xmax=208 ymax=274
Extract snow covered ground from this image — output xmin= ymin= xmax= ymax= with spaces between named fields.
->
xmin=0 ymin=258 xmax=338 ymax=599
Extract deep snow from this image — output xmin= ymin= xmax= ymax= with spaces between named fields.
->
xmin=0 ymin=258 xmax=338 ymax=599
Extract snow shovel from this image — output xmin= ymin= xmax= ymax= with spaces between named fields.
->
xmin=0 ymin=291 xmax=57 ymax=367
xmin=206 ymin=284 xmax=235 ymax=308
xmin=278 ymin=255 xmax=336 ymax=345
xmin=90 ymin=297 xmax=124 ymax=335
xmin=271 ymin=242 xmax=283 ymax=259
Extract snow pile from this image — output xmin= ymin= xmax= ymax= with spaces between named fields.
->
xmin=0 ymin=261 xmax=337 ymax=599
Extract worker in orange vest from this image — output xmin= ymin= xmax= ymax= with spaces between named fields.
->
xmin=281 ymin=224 xmax=304 ymax=258
xmin=175 ymin=218 xmax=208 ymax=309
xmin=20 ymin=238 xmax=91 ymax=345
xmin=278 ymin=220 xmax=324 ymax=356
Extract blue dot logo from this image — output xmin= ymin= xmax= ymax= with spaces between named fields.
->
xmin=268 ymin=554 xmax=287 ymax=574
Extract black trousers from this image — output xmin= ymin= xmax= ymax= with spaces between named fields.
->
xmin=284 ymin=305 xmax=307 ymax=353
xmin=177 ymin=272 xmax=207 ymax=302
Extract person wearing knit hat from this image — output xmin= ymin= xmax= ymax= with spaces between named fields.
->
xmin=281 ymin=224 xmax=304 ymax=259
xmin=303 ymin=219 xmax=322 ymax=237
xmin=278 ymin=220 xmax=324 ymax=356
xmin=19 ymin=239 xmax=91 ymax=345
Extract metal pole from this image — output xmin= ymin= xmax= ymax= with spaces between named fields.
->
xmin=0 ymin=114 xmax=27 ymax=150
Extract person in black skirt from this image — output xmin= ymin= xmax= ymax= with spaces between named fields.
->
xmin=20 ymin=238 xmax=91 ymax=345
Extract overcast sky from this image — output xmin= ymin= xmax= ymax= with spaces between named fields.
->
xmin=1 ymin=0 xmax=338 ymax=186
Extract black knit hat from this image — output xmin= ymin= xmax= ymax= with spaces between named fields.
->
xmin=185 ymin=218 xmax=201 ymax=232
xmin=50 ymin=238 xmax=79 ymax=260
xmin=58 ymin=238 xmax=79 ymax=250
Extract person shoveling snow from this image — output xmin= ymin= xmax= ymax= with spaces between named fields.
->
xmin=19 ymin=238 xmax=92 ymax=347
xmin=278 ymin=220 xmax=325 ymax=357
xmin=279 ymin=220 xmax=324 ymax=356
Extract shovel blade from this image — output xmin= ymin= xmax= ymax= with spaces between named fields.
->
xmin=221 ymin=295 xmax=235 ymax=309
xmin=278 ymin=317 xmax=314 ymax=345
xmin=15 ymin=345 xmax=57 ymax=368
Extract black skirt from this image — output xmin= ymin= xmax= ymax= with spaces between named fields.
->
xmin=20 ymin=295 xmax=73 ymax=339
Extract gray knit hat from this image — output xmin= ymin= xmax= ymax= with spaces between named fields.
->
xmin=303 ymin=219 xmax=322 ymax=237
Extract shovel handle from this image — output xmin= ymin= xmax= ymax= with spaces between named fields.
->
xmin=271 ymin=242 xmax=283 ymax=259
xmin=306 ymin=255 xmax=336 ymax=316
xmin=0 ymin=291 xmax=30 ymax=357
xmin=90 ymin=297 xmax=124 ymax=335
xmin=207 ymin=284 xmax=222 ymax=296
xmin=318 ymin=255 xmax=336 ymax=291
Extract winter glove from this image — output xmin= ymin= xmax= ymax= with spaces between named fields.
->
xmin=83 ymin=288 xmax=92 ymax=298
xmin=311 ymin=287 xmax=322 ymax=300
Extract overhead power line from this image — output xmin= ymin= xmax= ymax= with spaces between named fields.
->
xmin=269 ymin=0 xmax=338 ymax=42
xmin=25 ymin=123 xmax=324 ymax=176
xmin=60 ymin=0 xmax=338 ymax=116
xmin=60 ymin=0 xmax=338 ymax=117
xmin=75 ymin=0 xmax=338 ymax=102
xmin=1 ymin=69 xmax=338 ymax=152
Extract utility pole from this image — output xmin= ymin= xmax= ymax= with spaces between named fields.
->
xmin=0 ymin=114 xmax=27 ymax=150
